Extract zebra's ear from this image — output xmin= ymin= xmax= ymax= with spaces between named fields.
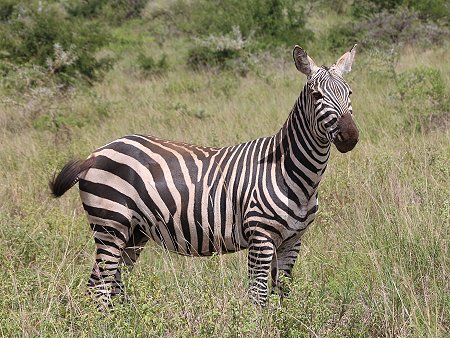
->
xmin=293 ymin=45 xmax=319 ymax=77
xmin=334 ymin=44 xmax=357 ymax=76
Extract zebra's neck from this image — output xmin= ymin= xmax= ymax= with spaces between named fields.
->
xmin=274 ymin=85 xmax=331 ymax=202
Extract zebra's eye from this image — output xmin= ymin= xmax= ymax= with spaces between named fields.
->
xmin=312 ymin=91 xmax=323 ymax=100
xmin=348 ymin=89 xmax=353 ymax=96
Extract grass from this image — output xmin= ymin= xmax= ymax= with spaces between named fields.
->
xmin=0 ymin=6 xmax=449 ymax=337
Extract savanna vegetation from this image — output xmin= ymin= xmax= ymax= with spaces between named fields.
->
xmin=0 ymin=0 xmax=448 ymax=336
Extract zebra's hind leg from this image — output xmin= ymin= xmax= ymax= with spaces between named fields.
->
xmin=114 ymin=224 xmax=150 ymax=299
xmin=88 ymin=222 xmax=129 ymax=308
xmin=247 ymin=234 xmax=276 ymax=306
xmin=271 ymin=238 xmax=301 ymax=298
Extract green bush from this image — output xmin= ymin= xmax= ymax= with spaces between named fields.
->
xmin=326 ymin=8 xmax=449 ymax=52
xmin=146 ymin=0 xmax=313 ymax=71
xmin=325 ymin=25 xmax=362 ymax=53
xmin=173 ymin=0 xmax=314 ymax=71
xmin=397 ymin=67 xmax=449 ymax=132
xmin=0 ymin=0 xmax=15 ymax=21
xmin=172 ymin=0 xmax=312 ymax=48
xmin=351 ymin=0 xmax=449 ymax=21
xmin=0 ymin=1 xmax=112 ymax=86
xmin=187 ymin=27 xmax=249 ymax=71
xmin=66 ymin=0 xmax=149 ymax=25
xmin=351 ymin=0 xmax=402 ymax=18
xmin=27 ymin=93 xmax=112 ymax=139
xmin=137 ymin=53 xmax=169 ymax=76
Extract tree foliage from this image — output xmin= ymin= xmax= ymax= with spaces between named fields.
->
xmin=0 ymin=1 xmax=113 ymax=86
xmin=351 ymin=0 xmax=450 ymax=21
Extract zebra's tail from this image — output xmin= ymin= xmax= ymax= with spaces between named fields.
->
xmin=50 ymin=157 xmax=95 ymax=198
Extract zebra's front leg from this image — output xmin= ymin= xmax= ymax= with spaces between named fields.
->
xmin=271 ymin=238 xmax=301 ymax=298
xmin=88 ymin=222 xmax=128 ymax=308
xmin=247 ymin=235 xmax=276 ymax=306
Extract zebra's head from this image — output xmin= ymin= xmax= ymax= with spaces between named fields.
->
xmin=293 ymin=45 xmax=359 ymax=153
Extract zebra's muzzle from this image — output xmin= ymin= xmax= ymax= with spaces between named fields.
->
xmin=333 ymin=113 xmax=359 ymax=153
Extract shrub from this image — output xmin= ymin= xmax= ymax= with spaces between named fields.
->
xmin=325 ymin=25 xmax=362 ymax=53
xmin=31 ymin=96 xmax=112 ymax=134
xmin=351 ymin=0 xmax=402 ymax=18
xmin=137 ymin=53 xmax=169 ymax=76
xmin=326 ymin=8 xmax=449 ymax=52
xmin=148 ymin=0 xmax=313 ymax=72
xmin=351 ymin=0 xmax=450 ymax=21
xmin=187 ymin=27 xmax=248 ymax=71
xmin=172 ymin=0 xmax=313 ymax=48
xmin=359 ymin=8 xmax=448 ymax=47
xmin=396 ymin=67 xmax=449 ymax=132
xmin=0 ymin=1 xmax=112 ymax=86
xmin=0 ymin=0 xmax=15 ymax=21
xmin=66 ymin=0 xmax=149 ymax=25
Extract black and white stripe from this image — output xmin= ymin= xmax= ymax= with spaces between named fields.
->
xmin=50 ymin=45 xmax=359 ymax=307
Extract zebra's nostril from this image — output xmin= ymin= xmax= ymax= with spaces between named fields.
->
xmin=331 ymin=131 xmax=343 ymax=143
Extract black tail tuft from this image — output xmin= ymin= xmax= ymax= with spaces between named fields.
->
xmin=50 ymin=158 xmax=95 ymax=198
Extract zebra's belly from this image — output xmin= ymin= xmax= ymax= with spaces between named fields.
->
xmin=138 ymin=175 xmax=249 ymax=256
xmin=141 ymin=210 xmax=248 ymax=257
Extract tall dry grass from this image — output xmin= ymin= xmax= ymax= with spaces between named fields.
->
xmin=0 ymin=20 xmax=448 ymax=337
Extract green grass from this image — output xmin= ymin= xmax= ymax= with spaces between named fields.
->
xmin=0 ymin=6 xmax=449 ymax=337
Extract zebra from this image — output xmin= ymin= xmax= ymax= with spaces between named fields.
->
xmin=50 ymin=45 xmax=359 ymax=307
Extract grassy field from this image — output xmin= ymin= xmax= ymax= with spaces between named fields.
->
xmin=0 ymin=2 xmax=449 ymax=337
